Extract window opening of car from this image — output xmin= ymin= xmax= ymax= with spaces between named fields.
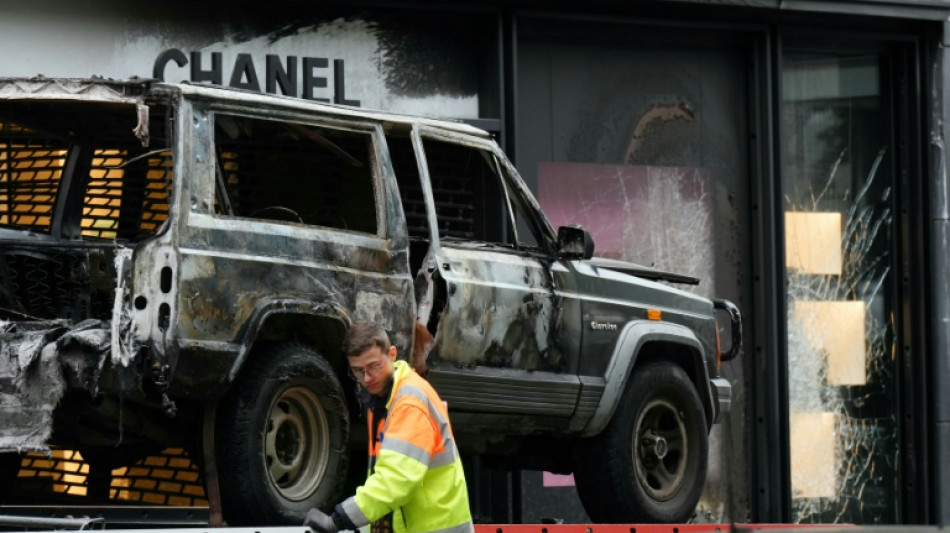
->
xmin=0 ymin=120 xmax=67 ymax=234
xmin=1 ymin=102 xmax=173 ymax=241
xmin=387 ymin=133 xmax=430 ymax=275
xmin=213 ymin=114 xmax=378 ymax=235
xmin=81 ymin=148 xmax=173 ymax=240
xmin=214 ymin=145 xmax=234 ymax=217
xmin=491 ymin=155 xmax=545 ymax=252
xmin=419 ymin=136 xmax=546 ymax=253
xmin=1 ymin=100 xmax=172 ymax=322
xmin=421 ymin=137 xmax=511 ymax=246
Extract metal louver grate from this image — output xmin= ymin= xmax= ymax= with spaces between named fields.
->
xmin=0 ymin=121 xmax=68 ymax=233
xmin=11 ymin=448 xmax=207 ymax=507
xmin=82 ymin=151 xmax=125 ymax=239
xmin=82 ymin=150 xmax=173 ymax=240
xmin=139 ymin=155 xmax=173 ymax=233
xmin=218 ymin=145 xmax=350 ymax=224
xmin=389 ymin=137 xmax=429 ymax=241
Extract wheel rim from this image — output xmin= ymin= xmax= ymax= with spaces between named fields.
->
xmin=632 ymin=397 xmax=688 ymax=502
xmin=264 ymin=385 xmax=330 ymax=501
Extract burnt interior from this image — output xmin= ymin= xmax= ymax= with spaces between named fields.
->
xmin=213 ymin=114 xmax=377 ymax=234
xmin=387 ymin=132 xmax=527 ymax=263
xmin=423 ymin=137 xmax=506 ymax=243
xmin=0 ymin=100 xmax=172 ymax=321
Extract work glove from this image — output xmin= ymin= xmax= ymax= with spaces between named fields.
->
xmin=304 ymin=508 xmax=339 ymax=533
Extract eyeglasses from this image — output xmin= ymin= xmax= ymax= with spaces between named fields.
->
xmin=349 ymin=358 xmax=387 ymax=380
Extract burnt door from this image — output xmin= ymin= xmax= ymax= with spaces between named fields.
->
xmin=416 ymin=131 xmax=581 ymax=425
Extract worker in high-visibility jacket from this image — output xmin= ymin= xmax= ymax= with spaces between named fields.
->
xmin=304 ymin=321 xmax=474 ymax=533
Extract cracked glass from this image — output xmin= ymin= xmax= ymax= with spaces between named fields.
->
xmin=781 ymin=51 xmax=898 ymax=523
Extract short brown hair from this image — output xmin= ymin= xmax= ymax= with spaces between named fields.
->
xmin=342 ymin=321 xmax=390 ymax=357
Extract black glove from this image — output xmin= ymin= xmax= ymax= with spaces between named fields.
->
xmin=304 ymin=508 xmax=339 ymax=533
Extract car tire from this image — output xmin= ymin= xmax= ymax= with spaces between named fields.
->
xmin=217 ymin=343 xmax=349 ymax=526
xmin=573 ymin=361 xmax=708 ymax=523
xmin=0 ymin=453 xmax=21 ymax=503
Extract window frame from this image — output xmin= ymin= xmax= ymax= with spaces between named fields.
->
xmin=417 ymin=127 xmax=556 ymax=256
xmin=204 ymin=107 xmax=386 ymax=238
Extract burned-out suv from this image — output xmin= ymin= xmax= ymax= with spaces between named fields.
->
xmin=0 ymin=78 xmax=740 ymax=525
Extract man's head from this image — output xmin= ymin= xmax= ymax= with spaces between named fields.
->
xmin=342 ymin=321 xmax=397 ymax=396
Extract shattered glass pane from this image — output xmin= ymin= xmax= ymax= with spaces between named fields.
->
xmin=782 ymin=52 xmax=898 ymax=523
xmin=538 ymin=163 xmax=714 ymax=293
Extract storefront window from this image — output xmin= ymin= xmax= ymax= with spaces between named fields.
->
xmin=516 ymin=18 xmax=751 ymax=522
xmin=781 ymin=50 xmax=898 ymax=523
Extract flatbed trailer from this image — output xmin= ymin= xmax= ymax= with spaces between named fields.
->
xmin=0 ymin=522 xmax=869 ymax=533
xmin=1 ymin=508 xmax=940 ymax=533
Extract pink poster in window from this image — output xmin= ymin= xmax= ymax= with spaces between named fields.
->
xmin=542 ymin=471 xmax=576 ymax=487
xmin=537 ymin=161 xmax=713 ymax=290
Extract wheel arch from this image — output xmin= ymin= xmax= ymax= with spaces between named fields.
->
xmin=226 ymin=300 xmax=351 ymax=386
xmin=580 ymin=320 xmax=715 ymax=437
xmin=215 ymin=339 xmax=351 ymax=525
xmin=633 ymin=342 xmax=713 ymax=425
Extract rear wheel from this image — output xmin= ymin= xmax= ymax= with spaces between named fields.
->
xmin=574 ymin=361 xmax=708 ymax=523
xmin=218 ymin=343 xmax=349 ymax=525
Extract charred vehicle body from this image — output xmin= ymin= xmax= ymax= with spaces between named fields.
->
xmin=0 ymin=78 xmax=740 ymax=525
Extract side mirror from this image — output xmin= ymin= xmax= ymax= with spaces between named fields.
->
xmin=557 ymin=224 xmax=594 ymax=260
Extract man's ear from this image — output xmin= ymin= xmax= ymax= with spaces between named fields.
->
xmin=388 ymin=345 xmax=398 ymax=361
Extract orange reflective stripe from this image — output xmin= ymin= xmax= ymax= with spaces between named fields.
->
xmin=385 ymin=400 xmax=442 ymax=456
xmin=386 ymin=381 xmax=455 ymax=457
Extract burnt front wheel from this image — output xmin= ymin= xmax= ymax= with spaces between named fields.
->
xmin=573 ymin=361 xmax=708 ymax=523
xmin=218 ymin=343 xmax=349 ymax=525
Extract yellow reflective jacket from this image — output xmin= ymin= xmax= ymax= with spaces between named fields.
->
xmin=339 ymin=360 xmax=474 ymax=533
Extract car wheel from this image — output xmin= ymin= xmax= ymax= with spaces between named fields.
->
xmin=573 ymin=361 xmax=708 ymax=523
xmin=218 ymin=343 xmax=349 ymax=525
xmin=0 ymin=453 xmax=22 ymax=503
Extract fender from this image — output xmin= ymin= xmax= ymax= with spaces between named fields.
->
xmin=169 ymin=297 xmax=351 ymax=399
xmin=579 ymin=319 xmax=715 ymax=437
xmin=225 ymin=298 xmax=350 ymax=382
